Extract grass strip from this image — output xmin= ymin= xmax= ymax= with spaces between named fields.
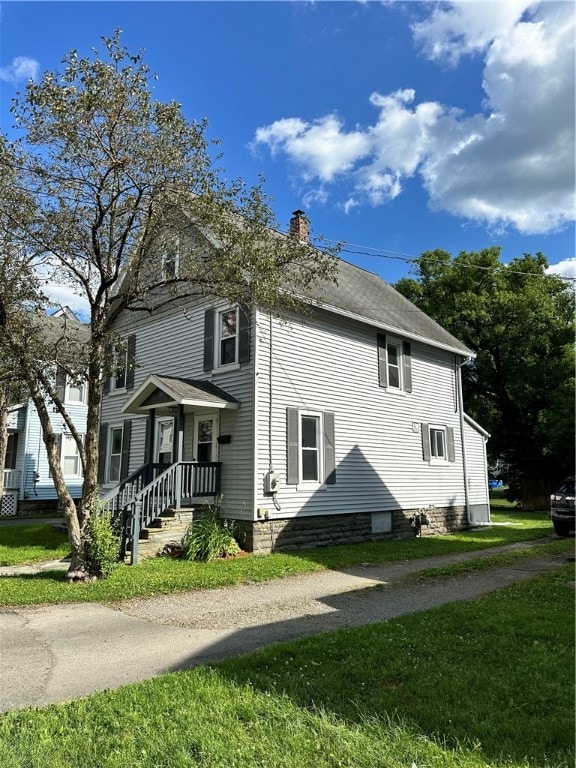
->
xmin=403 ymin=538 xmax=574 ymax=583
xmin=0 ymin=511 xmax=557 ymax=606
xmin=0 ymin=565 xmax=573 ymax=768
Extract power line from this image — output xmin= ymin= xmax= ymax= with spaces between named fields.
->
xmin=317 ymin=238 xmax=576 ymax=283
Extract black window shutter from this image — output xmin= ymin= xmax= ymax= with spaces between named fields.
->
xmin=103 ymin=344 xmax=112 ymax=393
xmin=203 ymin=308 xmax=215 ymax=371
xmin=421 ymin=423 xmax=431 ymax=461
xmin=286 ymin=407 xmax=299 ymax=485
xmin=55 ymin=367 xmax=66 ymax=403
xmin=97 ymin=423 xmax=108 ymax=484
xmin=120 ymin=420 xmax=132 ymax=481
xmin=403 ymin=341 xmax=412 ymax=393
xmin=323 ymin=411 xmax=336 ymax=485
xmin=6 ymin=433 xmax=18 ymax=469
xmin=447 ymin=427 xmax=456 ymax=462
xmin=238 ymin=305 xmax=251 ymax=363
xmin=126 ymin=335 xmax=136 ymax=390
xmin=377 ymin=333 xmax=387 ymax=388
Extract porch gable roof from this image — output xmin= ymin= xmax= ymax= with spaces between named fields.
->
xmin=122 ymin=375 xmax=240 ymax=414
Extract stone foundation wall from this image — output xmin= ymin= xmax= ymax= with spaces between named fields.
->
xmin=235 ymin=505 xmax=468 ymax=554
xmin=15 ymin=498 xmax=81 ymax=516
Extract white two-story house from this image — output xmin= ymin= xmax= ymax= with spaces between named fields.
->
xmin=99 ymin=212 xmax=489 ymax=554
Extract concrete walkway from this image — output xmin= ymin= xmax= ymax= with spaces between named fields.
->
xmin=1 ymin=539 xmax=572 ymax=713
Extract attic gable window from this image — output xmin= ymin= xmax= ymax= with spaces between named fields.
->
xmin=162 ymin=240 xmax=179 ymax=280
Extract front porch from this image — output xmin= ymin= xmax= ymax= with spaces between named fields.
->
xmin=102 ymin=459 xmax=221 ymax=563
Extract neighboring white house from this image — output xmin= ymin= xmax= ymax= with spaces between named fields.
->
xmin=1 ymin=309 xmax=88 ymax=517
xmin=99 ymin=212 xmax=490 ymax=554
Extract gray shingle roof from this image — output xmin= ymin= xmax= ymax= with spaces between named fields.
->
xmin=155 ymin=376 xmax=240 ymax=405
xmin=308 ymin=259 xmax=474 ymax=356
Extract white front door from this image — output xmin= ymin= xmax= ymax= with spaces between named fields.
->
xmin=193 ymin=413 xmax=218 ymax=462
xmin=155 ymin=417 xmax=174 ymax=465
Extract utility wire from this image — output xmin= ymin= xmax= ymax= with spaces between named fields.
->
xmin=316 ymin=238 xmax=576 ymax=283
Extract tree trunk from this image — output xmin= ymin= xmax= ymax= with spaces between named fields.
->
xmin=521 ymin=476 xmax=553 ymax=512
xmin=25 ymin=372 xmax=85 ymax=577
xmin=0 ymin=387 xmax=8 ymax=503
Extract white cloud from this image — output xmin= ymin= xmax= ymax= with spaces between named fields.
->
xmin=547 ymin=257 xmax=576 ymax=279
xmin=411 ymin=0 xmax=530 ymax=64
xmin=251 ymin=1 xmax=575 ymax=236
xmin=0 ymin=56 xmax=40 ymax=84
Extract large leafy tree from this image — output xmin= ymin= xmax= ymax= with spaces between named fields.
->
xmin=0 ymin=31 xmax=337 ymax=578
xmin=396 ymin=247 xmax=575 ymax=510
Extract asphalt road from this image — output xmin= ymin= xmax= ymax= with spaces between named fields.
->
xmin=1 ymin=543 xmax=571 ymax=713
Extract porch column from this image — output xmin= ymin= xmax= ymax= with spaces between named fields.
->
xmin=146 ymin=408 xmax=155 ymax=484
xmin=177 ymin=404 xmax=185 ymax=462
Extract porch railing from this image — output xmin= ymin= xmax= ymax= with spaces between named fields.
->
xmin=101 ymin=461 xmax=221 ymax=564
xmin=2 ymin=469 xmax=21 ymax=489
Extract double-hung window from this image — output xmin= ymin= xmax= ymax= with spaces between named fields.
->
xmin=300 ymin=414 xmax=321 ymax=482
xmin=422 ymin=423 xmax=455 ymax=463
xmin=105 ymin=335 xmax=136 ymax=393
xmin=287 ymin=408 xmax=336 ymax=486
xmin=107 ymin=426 xmax=124 ymax=483
xmin=377 ymin=334 xmax=412 ymax=392
xmin=218 ymin=308 xmax=238 ymax=366
xmin=61 ymin=434 xmax=83 ymax=476
xmin=203 ymin=306 xmax=251 ymax=371
xmin=65 ymin=377 xmax=86 ymax=404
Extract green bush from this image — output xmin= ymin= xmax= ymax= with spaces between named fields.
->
xmin=83 ymin=506 xmax=121 ymax=578
xmin=182 ymin=505 xmax=240 ymax=562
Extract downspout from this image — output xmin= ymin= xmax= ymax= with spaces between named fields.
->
xmin=457 ymin=357 xmax=471 ymax=525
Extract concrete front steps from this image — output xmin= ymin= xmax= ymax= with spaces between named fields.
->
xmin=128 ymin=508 xmax=195 ymax=561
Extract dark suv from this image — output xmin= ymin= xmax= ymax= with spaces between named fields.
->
xmin=550 ymin=477 xmax=575 ymax=537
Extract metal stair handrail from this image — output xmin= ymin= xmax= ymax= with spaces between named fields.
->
xmin=103 ymin=461 xmax=221 ymax=564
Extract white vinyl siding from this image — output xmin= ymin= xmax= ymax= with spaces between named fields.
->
xmin=100 ymin=297 xmax=255 ymax=518
xmin=255 ymin=306 xmax=470 ymax=518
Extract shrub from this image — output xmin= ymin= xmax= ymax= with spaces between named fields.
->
xmin=83 ymin=505 xmax=121 ymax=578
xmin=182 ymin=505 xmax=240 ymax=562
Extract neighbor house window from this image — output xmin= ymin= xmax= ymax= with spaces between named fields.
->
xmin=377 ymin=334 xmax=412 ymax=392
xmin=218 ymin=308 xmax=238 ymax=366
xmin=286 ymin=408 xmax=336 ymax=486
xmin=65 ymin=377 xmax=86 ymax=404
xmin=61 ymin=434 xmax=83 ymax=476
xmin=107 ymin=426 xmax=123 ymax=483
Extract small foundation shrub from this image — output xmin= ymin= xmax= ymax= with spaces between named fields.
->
xmin=182 ymin=505 xmax=240 ymax=562
xmin=83 ymin=506 xmax=121 ymax=578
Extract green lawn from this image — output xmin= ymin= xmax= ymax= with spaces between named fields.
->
xmin=0 ymin=524 xmax=70 ymax=566
xmin=0 ymin=509 xmax=557 ymax=607
xmin=0 ymin=564 xmax=573 ymax=768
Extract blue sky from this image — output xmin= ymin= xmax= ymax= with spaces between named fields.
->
xmin=1 ymin=0 xmax=574 ymax=302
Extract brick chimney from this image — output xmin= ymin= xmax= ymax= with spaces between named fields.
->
xmin=289 ymin=209 xmax=309 ymax=242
